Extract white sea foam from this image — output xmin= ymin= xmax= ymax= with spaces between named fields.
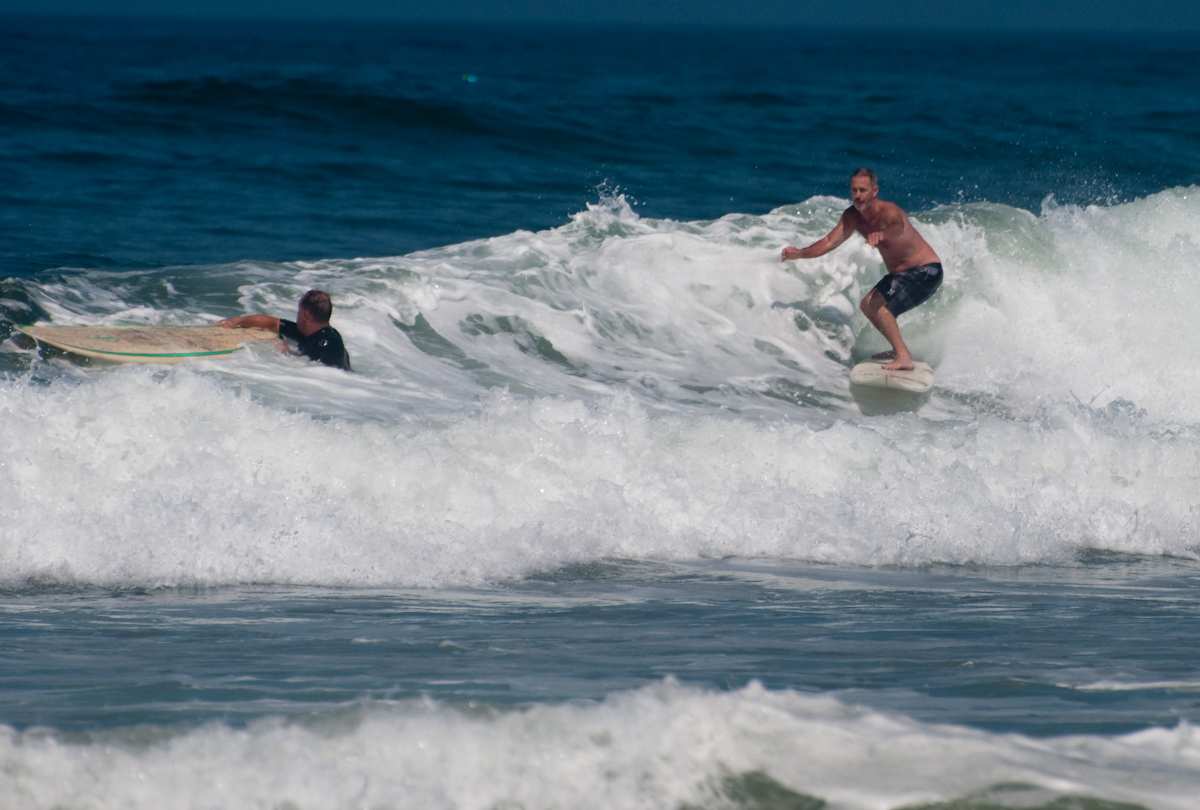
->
xmin=1 ymin=366 xmax=1197 ymax=589
xmin=5 ymin=188 xmax=1200 ymax=585
xmin=928 ymin=189 xmax=1200 ymax=422
xmin=1 ymin=681 xmax=1196 ymax=810
xmin=15 ymin=187 xmax=1200 ymax=423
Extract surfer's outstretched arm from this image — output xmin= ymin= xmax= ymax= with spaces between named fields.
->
xmin=781 ymin=209 xmax=856 ymax=262
xmin=219 ymin=314 xmax=281 ymax=331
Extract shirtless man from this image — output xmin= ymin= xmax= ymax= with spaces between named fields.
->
xmin=781 ymin=168 xmax=942 ymax=371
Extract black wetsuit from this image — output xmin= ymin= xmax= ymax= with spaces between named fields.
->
xmin=279 ymin=320 xmax=352 ymax=371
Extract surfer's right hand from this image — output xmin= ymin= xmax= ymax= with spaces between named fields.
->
xmin=781 ymin=246 xmax=802 ymax=261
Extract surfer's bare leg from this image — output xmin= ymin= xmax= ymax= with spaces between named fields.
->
xmin=860 ymin=290 xmax=914 ymax=371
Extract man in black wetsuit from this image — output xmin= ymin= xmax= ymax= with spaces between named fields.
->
xmin=219 ymin=289 xmax=351 ymax=371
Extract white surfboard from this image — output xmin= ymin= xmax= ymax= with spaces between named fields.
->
xmin=17 ymin=324 xmax=277 ymax=364
xmin=849 ymin=359 xmax=934 ymax=394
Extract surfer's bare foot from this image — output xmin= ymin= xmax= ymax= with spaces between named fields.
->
xmin=882 ymin=355 xmax=914 ymax=371
xmin=871 ymin=350 xmax=896 ymax=360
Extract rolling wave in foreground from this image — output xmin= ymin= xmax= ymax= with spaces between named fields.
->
xmin=4 ymin=681 xmax=1198 ymax=809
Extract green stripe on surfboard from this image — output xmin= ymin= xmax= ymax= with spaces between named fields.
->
xmin=38 ymin=343 xmax=239 ymax=358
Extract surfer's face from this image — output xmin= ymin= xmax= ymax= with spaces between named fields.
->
xmin=850 ymin=177 xmax=877 ymax=211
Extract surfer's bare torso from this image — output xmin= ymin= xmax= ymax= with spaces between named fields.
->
xmin=843 ymin=201 xmax=940 ymax=273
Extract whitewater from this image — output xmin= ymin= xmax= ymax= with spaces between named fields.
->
xmin=4 ymin=190 xmax=1200 ymax=588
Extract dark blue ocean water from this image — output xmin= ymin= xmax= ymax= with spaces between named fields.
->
xmin=3 ymin=16 xmax=1197 ymax=279
xmin=3 ymin=16 xmax=1200 ymax=810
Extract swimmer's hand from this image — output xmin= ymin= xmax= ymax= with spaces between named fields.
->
xmin=781 ymin=246 xmax=804 ymax=261
xmin=218 ymin=316 xmax=246 ymax=328
xmin=867 ymin=231 xmax=884 ymax=247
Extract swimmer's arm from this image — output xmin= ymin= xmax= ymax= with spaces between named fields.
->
xmin=781 ymin=210 xmax=856 ymax=261
xmin=218 ymin=314 xmax=281 ymax=332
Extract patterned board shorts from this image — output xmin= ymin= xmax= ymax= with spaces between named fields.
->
xmin=871 ymin=262 xmax=943 ymax=317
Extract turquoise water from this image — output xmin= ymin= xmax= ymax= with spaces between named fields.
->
xmin=2 ymin=16 xmax=1200 ymax=810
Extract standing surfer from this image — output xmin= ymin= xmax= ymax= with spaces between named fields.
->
xmin=781 ymin=168 xmax=942 ymax=371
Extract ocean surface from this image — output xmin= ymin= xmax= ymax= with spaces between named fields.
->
xmin=2 ymin=15 xmax=1200 ymax=810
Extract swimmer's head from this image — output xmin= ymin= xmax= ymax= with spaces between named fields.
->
xmin=297 ymin=289 xmax=333 ymax=330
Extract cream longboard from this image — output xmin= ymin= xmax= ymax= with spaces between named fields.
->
xmin=17 ymin=324 xmax=277 ymax=364
xmin=849 ymin=359 xmax=934 ymax=394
